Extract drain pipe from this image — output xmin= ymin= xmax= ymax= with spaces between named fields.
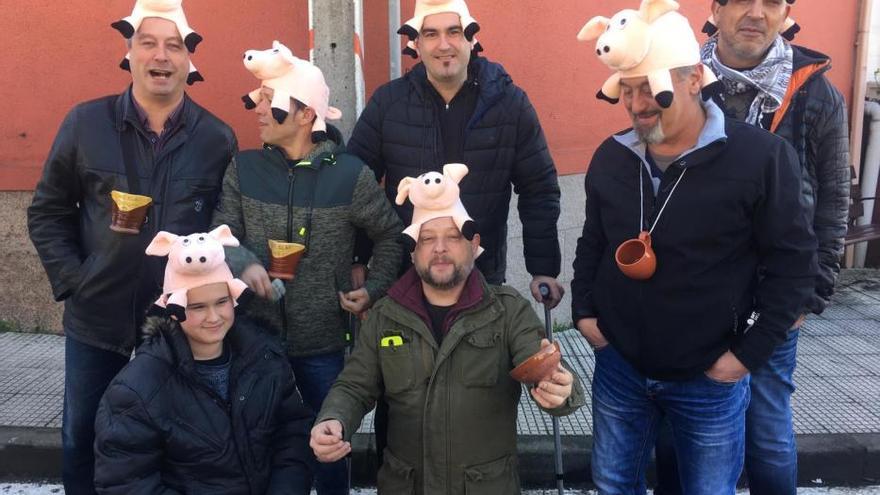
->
xmin=855 ymin=101 xmax=880 ymax=267
xmin=846 ymin=0 xmax=873 ymax=267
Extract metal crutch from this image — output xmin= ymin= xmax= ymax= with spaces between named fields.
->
xmin=539 ymin=283 xmax=565 ymax=495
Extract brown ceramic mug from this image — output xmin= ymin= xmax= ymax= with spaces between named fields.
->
xmin=615 ymin=231 xmax=656 ymax=280
xmin=509 ymin=341 xmax=561 ymax=385
xmin=109 ymin=190 xmax=152 ymax=234
xmin=267 ymin=240 xmax=306 ymax=280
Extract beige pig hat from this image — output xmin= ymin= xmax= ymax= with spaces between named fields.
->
xmin=111 ymin=0 xmax=202 ymax=52
xmin=113 ymin=0 xmax=204 ymax=83
xmin=397 ymin=0 xmax=480 ymax=55
xmin=241 ymin=41 xmax=343 ymax=142
xmin=577 ymin=0 xmax=721 ymax=108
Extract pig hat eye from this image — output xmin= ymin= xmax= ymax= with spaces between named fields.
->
xmin=197 ymin=236 xmax=206 ymax=243
xmin=182 ymin=238 xmax=190 ymax=246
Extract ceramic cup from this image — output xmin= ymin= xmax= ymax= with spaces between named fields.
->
xmin=615 ymin=231 xmax=656 ymax=280
xmin=267 ymin=240 xmax=306 ymax=280
xmin=109 ymin=190 xmax=152 ymax=234
xmin=509 ymin=341 xmax=561 ymax=385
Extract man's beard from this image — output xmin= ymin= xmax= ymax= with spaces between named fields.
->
xmin=416 ymin=258 xmax=471 ymax=290
xmin=632 ymin=113 xmax=665 ymax=145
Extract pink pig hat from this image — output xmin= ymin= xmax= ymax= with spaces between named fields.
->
xmin=241 ymin=41 xmax=342 ymax=142
xmin=145 ymin=225 xmax=250 ymax=322
xmin=576 ymin=0 xmax=721 ymax=108
xmin=397 ymin=0 xmax=480 ymax=45
xmin=395 ymin=163 xmax=483 ymax=257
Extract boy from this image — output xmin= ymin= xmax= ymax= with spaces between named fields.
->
xmin=94 ymin=226 xmax=314 ymax=494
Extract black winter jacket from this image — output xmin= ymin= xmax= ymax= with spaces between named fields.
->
xmin=571 ymin=103 xmax=817 ymax=380
xmin=757 ymin=46 xmax=850 ymax=314
xmin=27 ymin=86 xmax=236 ymax=355
xmin=348 ymin=57 xmax=561 ymax=284
xmin=94 ymin=317 xmax=314 ymax=494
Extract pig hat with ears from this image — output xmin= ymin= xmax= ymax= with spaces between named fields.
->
xmin=241 ymin=41 xmax=342 ymax=143
xmin=145 ymin=225 xmax=250 ymax=322
xmin=111 ymin=0 xmax=202 ymax=52
xmin=395 ymin=163 xmax=483 ymax=257
xmin=397 ymin=0 xmax=481 ymax=55
xmin=577 ymin=0 xmax=722 ymax=109
xmin=112 ymin=0 xmax=204 ymax=83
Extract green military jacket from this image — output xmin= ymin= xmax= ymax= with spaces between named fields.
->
xmin=317 ymin=270 xmax=585 ymax=494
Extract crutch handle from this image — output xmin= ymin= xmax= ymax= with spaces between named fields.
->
xmin=538 ymin=282 xmax=551 ymax=302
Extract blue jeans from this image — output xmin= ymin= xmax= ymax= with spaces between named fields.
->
xmin=744 ymin=329 xmax=798 ymax=494
xmin=62 ymin=335 xmax=130 ymax=495
xmin=654 ymin=330 xmax=798 ymax=495
xmin=591 ymin=345 xmax=750 ymax=495
xmin=290 ymin=351 xmax=349 ymax=495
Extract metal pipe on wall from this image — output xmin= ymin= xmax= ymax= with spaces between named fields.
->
xmin=855 ymin=101 xmax=880 ymax=267
xmin=845 ymin=0 xmax=874 ymax=267
xmin=850 ymin=0 xmax=874 ymax=179
xmin=389 ymin=0 xmax=401 ymax=80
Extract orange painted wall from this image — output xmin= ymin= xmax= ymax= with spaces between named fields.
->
xmin=1 ymin=0 xmax=860 ymax=190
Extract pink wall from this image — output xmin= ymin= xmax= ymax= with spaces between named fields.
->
xmin=0 ymin=0 xmax=860 ymax=190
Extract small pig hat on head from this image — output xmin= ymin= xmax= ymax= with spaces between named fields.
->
xmin=395 ymin=163 xmax=483 ymax=257
xmin=241 ymin=41 xmax=342 ymax=143
xmin=703 ymin=0 xmax=799 ymax=41
xmin=577 ymin=0 xmax=721 ymax=109
xmin=145 ymin=225 xmax=250 ymax=322
xmin=397 ymin=0 xmax=481 ymax=57
xmin=113 ymin=0 xmax=204 ymax=84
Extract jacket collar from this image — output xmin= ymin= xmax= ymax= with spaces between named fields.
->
xmin=262 ymin=124 xmax=345 ymax=169
xmin=406 ymin=56 xmax=511 ymax=129
xmin=114 ymin=84 xmax=194 ymax=133
xmin=139 ymin=316 xmax=277 ymax=376
xmin=613 ymin=98 xmax=728 ymax=170
xmin=387 ymin=267 xmax=487 ymax=341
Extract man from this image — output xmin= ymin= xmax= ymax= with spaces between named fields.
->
xmin=572 ymin=2 xmax=817 ymax=493
xmin=94 ymin=227 xmax=314 ymax=494
xmin=654 ymin=2 xmax=850 ymax=493
xmin=210 ymin=42 xmax=402 ymax=495
xmin=27 ymin=4 xmax=236 ymax=492
xmin=348 ymin=0 xmax=564 ymax=307
xmin=309 ymin=188 xmax=583 ymax=494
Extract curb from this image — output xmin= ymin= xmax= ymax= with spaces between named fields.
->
xmin=3 ymin=427 xmax=879 ymax=488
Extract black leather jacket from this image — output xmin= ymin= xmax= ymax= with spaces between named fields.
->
xmin=766 ymin=46 xmax=850 ymax=314
xmin=27 ymin=86 xmax=236 ymax=354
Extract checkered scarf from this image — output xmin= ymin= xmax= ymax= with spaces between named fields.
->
xmin=701 ymin=35 xmax=793 ymax=128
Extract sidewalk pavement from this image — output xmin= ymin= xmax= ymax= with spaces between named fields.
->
xmin=2 ymin=269 xmax=880 ymax=488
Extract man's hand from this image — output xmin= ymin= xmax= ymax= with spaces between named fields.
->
xmin=793 ymin=314 xmax=806 ymax=329
xmin=240 ymin=264 xmax=274 ymax=300
xmin=531 ymin=340 xmax=573 ymax=409
xmin=310 ymin=420 xmax=351 ymax=463
xmin=705 ymin=351 xmax=749 ymax=383
xmin=529 ymin=276 xmax=565 ymax=309
xmin=351 ymin=264 xmax=368 ymax=290
xmin=576 ymin=317 xmax=608 ymax=350
xmin=338 ymin=288 xmax=371 ymax=315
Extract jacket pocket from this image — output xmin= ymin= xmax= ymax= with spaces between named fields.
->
xmin=460 ymin=329 xmax=501 ymax=387
xmin=379 ymin=344 xmax=415 ymax=394
xmin=377 ymin=448 xmax=416 ymax=494
xmin=464 ymin=454 xmax=520 ymax=495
